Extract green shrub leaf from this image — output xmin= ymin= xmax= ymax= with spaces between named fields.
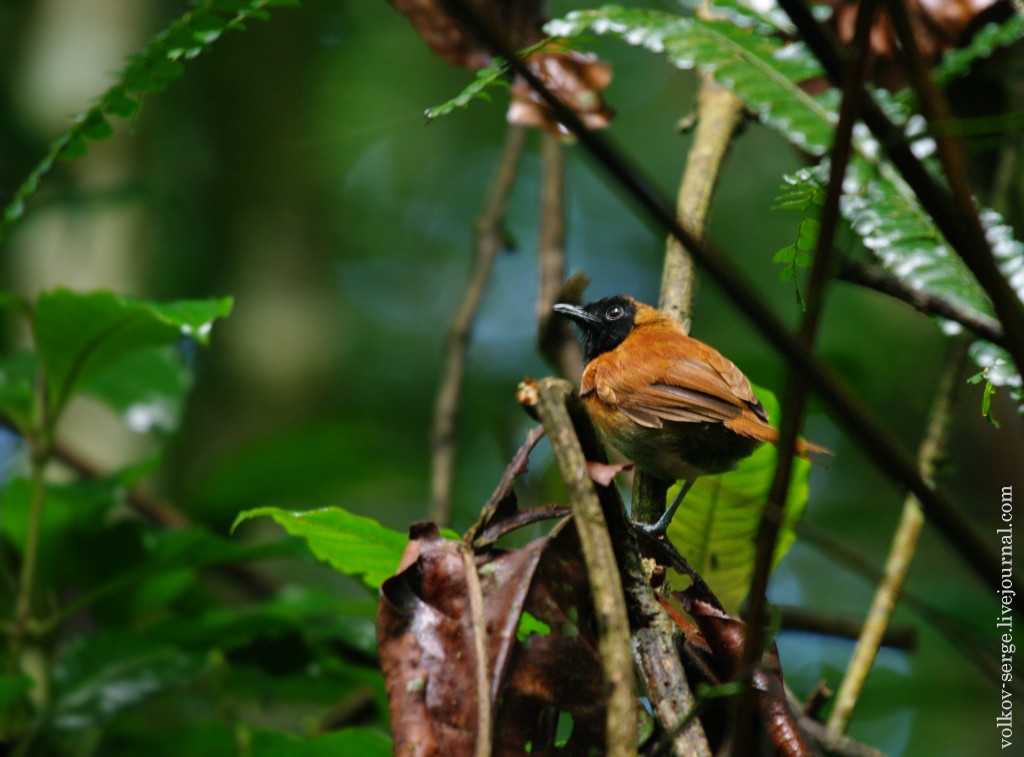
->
xmin=232 ymin=507 xmax=409 ymax=589
xmin=547 ymin=6 xmax=830 ymax=154
xmin=33 ymin=289 xmax=232 ymax=419
xmin=0 ymin=0 xmax=294 ymax=238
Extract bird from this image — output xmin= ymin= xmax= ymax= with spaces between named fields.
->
xmin=553 ymin=295 xmax=829 ymax=535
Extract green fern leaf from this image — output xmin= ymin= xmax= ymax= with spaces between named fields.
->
xmin=935 ymin=13 xmax=1024 ymax=86
xmin=547 ymin=6 xmax=831 ymax=154
xmin=1 ymin=0 xmax=294 ymax=241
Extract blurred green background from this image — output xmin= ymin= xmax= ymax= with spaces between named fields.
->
xmin=2 ymin=0 xmax=1022 ymax=754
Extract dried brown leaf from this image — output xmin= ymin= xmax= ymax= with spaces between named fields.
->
xmin=508 ymin=50 xmax=615 ymax=135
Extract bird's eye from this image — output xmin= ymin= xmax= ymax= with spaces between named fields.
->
xmin=606 ymin=306 xmax=625 ymax=321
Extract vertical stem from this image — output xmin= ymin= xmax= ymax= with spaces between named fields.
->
xmin=536 ymin=131 xmax=584 ymax=381
xmin=659 ymin=71 xmax=745 ymax=333
xmin=429 ymin=125 xmax=526 ymax=526
xmin=827 ymin=338 xmax=968 ymax=734
xmin=7 ymin=444 xmax=48 ymax=673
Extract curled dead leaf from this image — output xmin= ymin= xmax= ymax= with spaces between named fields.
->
xmin=508 ymin=50 xmax=615 ymax=136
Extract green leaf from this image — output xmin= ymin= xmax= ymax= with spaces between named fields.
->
xmin=666 ymin=385 xmax=812 ymax=612
xmin=232 ymin=506 xmax=409 ymax=589
xmin=250 ymin=728 xmax=392 ymax=757
xmin=426 ymin=58 xmax=509 ymax=121
xmin=777 ymin=162 xmax=1024 ymax=402
xmin=547 ymin=6 xmax=831 ymax=154
xmin=84 ymin=347 xmax=193 ymax=435
xmin=1 ymin=0 xmax=292 ymax=239
xmin=935 ymin=14 xmax=1024 ymax=87
xmin=33 ymin=289 xmax=231 ymax=418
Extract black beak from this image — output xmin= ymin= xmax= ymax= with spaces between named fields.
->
xmin=553 ymin=303 xmax=598 ymax=326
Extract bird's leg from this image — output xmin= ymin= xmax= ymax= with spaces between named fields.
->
xmin=637 ymin=479 xmax=695 ymax=537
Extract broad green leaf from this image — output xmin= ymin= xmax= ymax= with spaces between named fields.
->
xmin=666 ymin=385 xmax=812 ymax=612
xmin=0 ymin=352 xmax=39 ymax=433
xmin=547 ymin=6 xmax=831 ymax=154
xmin=232 ymin=506 xmax=409 ymax=589
xmin=426 ymin=58 xmax=510 ymax=121
xmin=250 ymin=727 xmax=392 ymax=757
xmin=0 ymin=675 xmax=32 ymax=715
xmin=33 ymin=289 xmax=231 ymax=417
xmin=84 ymin=347 xmax=193 ymax=435
xmin=0 ymin=0 xmax=294 ymax=239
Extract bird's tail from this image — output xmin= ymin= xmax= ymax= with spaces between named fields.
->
xmin=726 ymin=415 xmax=832 ymax=465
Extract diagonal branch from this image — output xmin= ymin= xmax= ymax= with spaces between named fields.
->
xmin=439 ymin=0 xmax=1017 ymax=598
xmin=528 ymin=377 xmax=636 ymax=757
xmin=735 ymin=1 xmax=880 ymax=749
xmin=535 ymin=131 xmax=584 ymax=380
xmin=520 ymin=378 xmax=712 ymax=756
xmin=775 ymin=0 xmax=1024 ymax=376
xmin=430 ymin=124 xmax=527 ymax=526
xmin=839 ymin=259 xmax=1006 ymax=347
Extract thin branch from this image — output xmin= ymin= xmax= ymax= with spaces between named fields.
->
xmin=659 ymin=72 xmax=745 ymax=332
xmin=736 ymin=1 xmax=879 ymax=749
xmin=439 ymin=0 xmax=1016 ymax=596
xmin=839 ymin=259 xmax=1006 ymax=347
xmin=53 ymin=441 xmax=190 ymax=528
xmin=430 ymin=124 xmax=527 ymax=526
xmin=52 ymin=441 xmax=277 ymax=599
xmin=460 ymin=544 xmax=493 ymax=757
xmin=778 ymin=605 xmax=916 ymax=651
xmin=529 ymin=377 xmax=636 ymax=757
xmin=827 ymin=338 xmax=969 ymax=734
xmin=775 ymin=0 xmax=1024 ymax=375
xmin=535 ymin=132 xmax=584 ymax=381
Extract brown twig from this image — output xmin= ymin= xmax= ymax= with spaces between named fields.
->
xmin=529 ymin=377 xmax=636 ymax=757
xmin=53 ymin=440 xmax=190 ymax=528
xmin=52 ymin=441 xmax=276 ymax=599
xmin=535 ymin=132 xmax=584 ymax=381
xmin=521 ymin=379 xmax=712 ymax=756
xmin=827 ymin=338 xmax=968 ymax=734
xmin=440 ymin=0 xmax=1014 ymax=596
xmin=797 ymin=714 xmax=890 ymax=757
xmin=430 ymin=124 xmax=527 ymax=526
xmin=778 ymin=605 xmax=916 ymax=651
xmin=839 ymin=259 xmax=1006 ymax=347
xmin=735 ymin=1 xmax=880 ymax=750
xmin=460 ymin=544 xmax=493 ymax=757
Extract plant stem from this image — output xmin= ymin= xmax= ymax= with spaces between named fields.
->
xmin=429 ymin=124 xmax=526 ymax=526
xmin=827 ymin=338 xmax=968 ymax=734
xmin=8 ymin=448 xmax=48 ymax=669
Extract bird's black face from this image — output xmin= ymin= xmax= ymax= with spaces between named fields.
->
xmin=552 ymin=296 xmax=638 ymax=363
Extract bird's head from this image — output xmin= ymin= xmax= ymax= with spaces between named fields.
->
xmin=553 ymin=295 xmax=647 ymax=363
